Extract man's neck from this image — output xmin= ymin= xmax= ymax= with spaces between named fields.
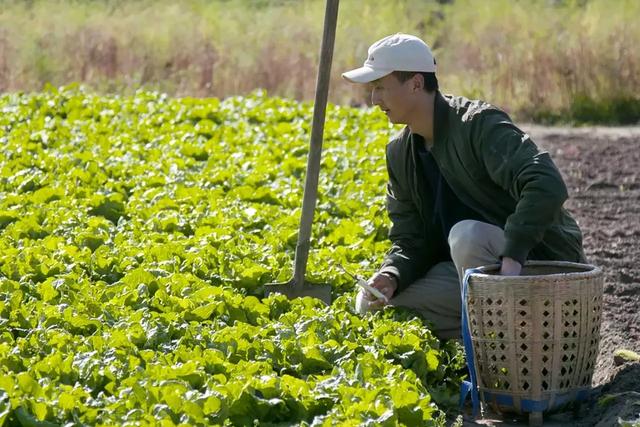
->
xmin=407 ymin=92 xmax=436 ymax=148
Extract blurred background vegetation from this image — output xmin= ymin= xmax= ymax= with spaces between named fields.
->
xmin=0 ymin=0 xmax=638 ymax=124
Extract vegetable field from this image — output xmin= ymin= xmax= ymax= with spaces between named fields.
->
xmin=0 ymin=87 xmax=465 ymax=426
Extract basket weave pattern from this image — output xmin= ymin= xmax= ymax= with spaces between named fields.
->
xmin=466 ymin=261 xmax=603 ymax=413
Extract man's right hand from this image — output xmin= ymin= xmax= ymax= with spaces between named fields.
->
xmin=364 ymin=272 xmax=398 ymax=308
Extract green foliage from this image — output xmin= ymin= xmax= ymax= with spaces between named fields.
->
xmin=0 ymin=0 xmax=639 ymax=123
xmin=569 ymin=95 xmax=640 ymax=125
xmin=0 ymin=88 xmax=464 ymax=425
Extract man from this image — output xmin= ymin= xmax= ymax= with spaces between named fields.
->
xmin=342 ymin=33 xmax=586 ymax=339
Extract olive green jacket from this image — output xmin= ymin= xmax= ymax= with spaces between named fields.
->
xmin=379 ymin=92 xmax=586 ymax=292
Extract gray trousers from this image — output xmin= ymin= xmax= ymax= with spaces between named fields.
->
xmin=389 ymin=220 xmax=506 ymax=340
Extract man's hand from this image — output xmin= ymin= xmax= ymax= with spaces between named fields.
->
xmin=500 ymin=257 xmax=522 ymax=276
xmin=364 ymin=272 xmax=398 ymax=308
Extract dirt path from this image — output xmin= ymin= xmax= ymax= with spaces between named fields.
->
xmin=463 ymin=125 xmax=640 ymax=427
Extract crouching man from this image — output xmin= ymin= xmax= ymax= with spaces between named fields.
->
xmin=342 ymin=33 xmax=585 ymax=339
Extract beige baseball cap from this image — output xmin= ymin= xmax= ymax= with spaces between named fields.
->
xmin=342 ymin=33 xmax=436 ymax=84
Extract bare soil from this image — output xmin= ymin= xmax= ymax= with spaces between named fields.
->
xmin=462 ymin=125 xmax=640 ymax=427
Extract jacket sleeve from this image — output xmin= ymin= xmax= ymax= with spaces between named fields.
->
xmin=378 ymin=143 xmax=430 ymax=292
xmin=475 ymin=112 xmax=568 ymax=265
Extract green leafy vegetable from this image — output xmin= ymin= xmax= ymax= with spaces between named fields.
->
xmin=0 ymin=87 xmax=464 ymax=425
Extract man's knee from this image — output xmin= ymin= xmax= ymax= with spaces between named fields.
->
xmin=448 ymin=220 xmax=486 ymax=257
xmin=449 ymin=220 xmax=483 ymax=245
xmin=448 ymin=220 xmax=503 ymax=269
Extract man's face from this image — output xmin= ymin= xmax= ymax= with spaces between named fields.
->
xmin=368 ymin=73 xmax=416 ymax=124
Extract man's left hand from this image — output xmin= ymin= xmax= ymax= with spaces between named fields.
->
xmin=500 ymin=257 xmax=522 ymax=276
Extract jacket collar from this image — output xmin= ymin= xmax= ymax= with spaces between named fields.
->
xmin=433 ymin=90 xmax=449 ymax=150
xmin=407 ymin=90 xmax=449 ymax=152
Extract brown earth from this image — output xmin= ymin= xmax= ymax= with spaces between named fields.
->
xmin=461 ymin=125 xmax=640 ymax=427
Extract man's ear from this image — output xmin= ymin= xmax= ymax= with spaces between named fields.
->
xmin=412 ymin=74 xmax=425 ymax=92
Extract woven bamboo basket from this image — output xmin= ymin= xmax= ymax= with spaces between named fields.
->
xmin=464 ymin=261 xmax=603 ymax=425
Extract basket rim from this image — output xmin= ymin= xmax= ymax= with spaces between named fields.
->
xmin=469 ymin=260 xmax=602 ymax=282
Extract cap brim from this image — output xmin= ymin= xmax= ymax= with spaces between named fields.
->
xmin=341 ymin=66 xmax=392 ymax=84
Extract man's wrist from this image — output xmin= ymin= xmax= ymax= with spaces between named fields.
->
xmin=378 ymin=267 xmax=401 ymax=291
xmin=380 ymin=271 xmax=398 ymax=282
xmin=380 ymin=272 xmax=398 ymax=285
